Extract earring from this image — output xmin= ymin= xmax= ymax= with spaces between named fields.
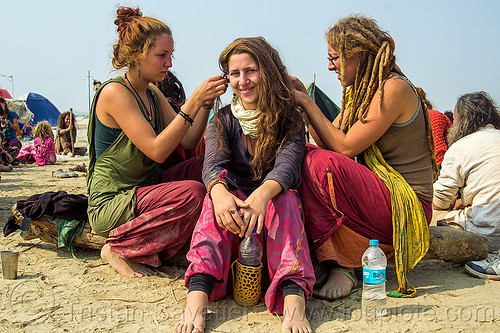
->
xmin=137 ymin=68 xmax=141 ymax=79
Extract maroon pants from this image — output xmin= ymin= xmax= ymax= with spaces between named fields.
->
xmin=106 ymin=170 xmax=205 ymax=267
xmin=299 ymin=145 xmax=432 ymax=251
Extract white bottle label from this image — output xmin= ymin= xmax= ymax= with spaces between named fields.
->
xmin=363 ymin=268 xmax=386 ymax=284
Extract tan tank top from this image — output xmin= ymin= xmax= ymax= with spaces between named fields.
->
xmin=374 ymin=77 xmax=434 ymax=201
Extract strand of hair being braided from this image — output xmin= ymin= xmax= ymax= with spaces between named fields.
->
xmin=327 ymin=15 xmax=438 ymax=179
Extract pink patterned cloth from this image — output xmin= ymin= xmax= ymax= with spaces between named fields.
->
xmin=106 ymin=179 xmax=205 ymax=267
xmin=17 ymin=137 xmax=56 ymax=166
xmin=185 ymin=189 xmax=315 ymax=314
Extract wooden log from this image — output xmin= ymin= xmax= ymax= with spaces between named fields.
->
xmin=12 ymin=205 xmax=489 ymax=266
xmin=12 ymin=204 xmax=105 ymax=250
xmin=12 ymin=204 xmax=189 ymax=266
xmin=424 ymin=226 xmax=489 ymax=264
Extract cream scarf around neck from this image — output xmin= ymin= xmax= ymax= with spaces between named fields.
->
xmin=231 ymin=96 xmax=261 ymax=138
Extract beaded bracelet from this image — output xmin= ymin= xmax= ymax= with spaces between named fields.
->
xmin=207 ymin=178 xmax=229 ymax=200
xmin=178 ymin=110 xmax=194 ymax=126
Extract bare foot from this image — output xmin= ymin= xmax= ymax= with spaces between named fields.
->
xmin=282 ymin=295 xmax=312 ymax=333
xmin=100 ymin=243 xmax=157 ymax=278
xmin=315 ymin=268 xmax=355 ymax=300
xmin=0 ymin=164 xmax=12 ymax=172
xmin=175 ymin=291 xmax=208 ymax=333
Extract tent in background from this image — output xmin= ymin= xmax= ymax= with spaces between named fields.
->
xmin=5 ymin=99 xmax=34 ymax=124
xmin=0 ymin=88 xmax=12 ymax=99
xmin=305 ymin=81 xmax=340 ymax=122
xmin=17 ymin=92 xmax=61 ymax=127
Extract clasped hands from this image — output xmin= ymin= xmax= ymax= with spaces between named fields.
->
xmin=211 ymin=185 xmax=266 ymax=238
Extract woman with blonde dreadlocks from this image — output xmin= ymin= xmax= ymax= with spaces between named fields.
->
xmin=293 ymin=15 xmax=437 ymax=301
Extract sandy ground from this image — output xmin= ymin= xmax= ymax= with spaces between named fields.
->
xmin=0 ymin=122 xmax=499 ymax=332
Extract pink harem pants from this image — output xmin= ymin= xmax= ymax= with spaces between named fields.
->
xmin=185 ymin=189 xmax=315 ymax=314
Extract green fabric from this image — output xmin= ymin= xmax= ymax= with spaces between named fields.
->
xmin=86 ymin=77 xmax=163 ymax=237
xmin=46 ymin=216 xmax=86 ymax=260
xmin=305 ymin=82 xmax=340 ymax=122
xmin=94 ymin=114 xmax=122 ymax=159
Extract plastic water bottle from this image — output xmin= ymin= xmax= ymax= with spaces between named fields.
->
xmin=238 ymin=228 xmax=263 ymax=267
xmin=361 ymin=239 xmax=387 ymax=317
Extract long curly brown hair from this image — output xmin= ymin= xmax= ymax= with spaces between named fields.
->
xmin=327 ymin=15 xmax=438 ymax=178
xmin=217 ymin=37 xmax=303 ymax=180
xmin=57 ymin=111 xmax=76 ymax=129
xmin=0 ymin=96 xmax=10 ymax=118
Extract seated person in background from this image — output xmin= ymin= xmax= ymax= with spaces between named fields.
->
xmin=416 ymin=87 xmax=452 ymax=167
xmin=444 ymin=110 xmax=454 ymax=124
xmin=17 ymin=121 xmax=57 ymax=166
xmin=155 ymin=71 xmax=205 ymax=171
xmin=1 ymin=96 xmax=22 ymax=159
xmin=0 ymin=141 xmax=14 ymax=173
xmin=55 ymin=111 xmax=88 ymax=156
xmin=433 ymin=91 xmax=500 ymax=280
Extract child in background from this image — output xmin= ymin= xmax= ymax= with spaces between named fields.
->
xmin=17 ymin=121 xmax=57 ymax=166
xmin=0 ymin=142 xmax=14 ymax=173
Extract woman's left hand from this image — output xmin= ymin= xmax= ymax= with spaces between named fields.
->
xmin=239 ymin=192 xmax=267 ymax=238
xmin=239 ymin=180 xmax=282 ymax=237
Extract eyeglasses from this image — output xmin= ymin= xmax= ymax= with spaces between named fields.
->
xmin=327 ymin=55 xmax=339 ymax=66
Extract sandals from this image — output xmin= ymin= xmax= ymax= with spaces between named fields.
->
xmin=51 ymin=168 xmax=79 ymax=178
xmin=65 ymin=168 xmax=79 ymax=177
xmin=313 ymin=266 xmax=359 ymax=301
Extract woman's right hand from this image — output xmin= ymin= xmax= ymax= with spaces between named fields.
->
xmin=211 ymin=184 xmax=249 ymax=234
xmin=192 ymin=74 xmax=228 ymax=106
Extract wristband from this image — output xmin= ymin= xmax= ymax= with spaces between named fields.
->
xmin=178 ymin=110 xmax=194 ymax=126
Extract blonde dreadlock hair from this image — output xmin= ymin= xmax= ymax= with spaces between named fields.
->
xmin=326 ymin=15 xmax=438 ymax=179
xmin=33 ymin=121 xmax=54 ymax=140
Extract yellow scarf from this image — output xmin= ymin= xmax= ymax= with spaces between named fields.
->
xmin=346 ymin=87 xmax=429 ymax=297
xmin=231 ymin=96 xmax=261 ymax=138
xmin=363 ymin=145 xmax=429 ymax=297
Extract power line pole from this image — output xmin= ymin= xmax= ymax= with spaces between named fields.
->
xmin=87 ymin=70 xmax=92 ymax=112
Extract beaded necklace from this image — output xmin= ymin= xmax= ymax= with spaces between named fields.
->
xmin=124 ymin=73 xmax=155 ymax=127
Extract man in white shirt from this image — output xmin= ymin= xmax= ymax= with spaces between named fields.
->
xmin=433 ymin=91 xmax=500 ymax=280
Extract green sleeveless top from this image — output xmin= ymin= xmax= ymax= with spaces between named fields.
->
xmin=86 ymin=77 xmax=163 ymax=237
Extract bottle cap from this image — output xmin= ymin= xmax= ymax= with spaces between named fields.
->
xmin=369 ymin=239 xmax=379 ymax=246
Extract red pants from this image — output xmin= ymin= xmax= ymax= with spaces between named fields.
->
xmin=106 ymin=176 xmax=205 ymax=267
xmin=299 ymin=146 xmax=431 ymax=266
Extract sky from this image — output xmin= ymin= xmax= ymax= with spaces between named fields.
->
xmin=1 ymin=0 xmax=500 ymax=115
